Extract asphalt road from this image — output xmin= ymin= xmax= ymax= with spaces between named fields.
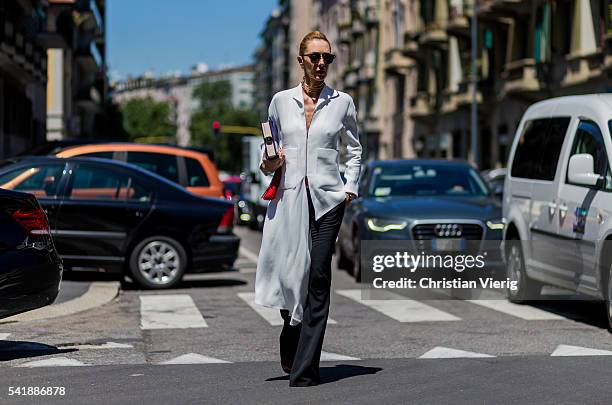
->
xmin=1 ymin=225 xmax=612 ymax=404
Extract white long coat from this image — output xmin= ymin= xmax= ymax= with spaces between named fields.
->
xmin=254 ymin=83 xmax=362 ymax=325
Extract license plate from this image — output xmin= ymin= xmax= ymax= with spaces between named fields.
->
xmin=432 ymin=238 xmax=464 ymax=252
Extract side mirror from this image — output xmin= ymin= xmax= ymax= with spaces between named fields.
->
xmin=568 ymin=154 xmax=600 ymax=186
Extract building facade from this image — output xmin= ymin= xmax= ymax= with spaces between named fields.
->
xmin=408 ymin=0 xmax=612 ymax=169
xmin=257 ymin=0 xmax=612 ymax=168
xmin=45 ymin=0 xmax=107 ymax=141
xmin=0 ymin=1 xmax=48 ymax=158
xmin=113 ymin=65 xmax=255 ymax=146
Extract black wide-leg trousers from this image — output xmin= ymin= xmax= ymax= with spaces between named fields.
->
xmin=280 ymin=187 xmax=345 ymax=387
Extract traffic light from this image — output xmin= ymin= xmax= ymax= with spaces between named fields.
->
xmin=212 ymin=121 xmax=221 ymax=137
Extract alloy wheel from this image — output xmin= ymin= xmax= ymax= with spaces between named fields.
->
xmin=138 ymin=241 xmax=180 ymax=286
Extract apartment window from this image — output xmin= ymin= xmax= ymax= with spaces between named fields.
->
xmin=392 ymin=0 xmax=404 ymax=48
xmin=533 ymin=3 xmax=551 ymax=63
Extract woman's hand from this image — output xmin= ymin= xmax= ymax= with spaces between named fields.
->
xmin=344 ymin=192 xmax=356 ymax=207
xmin=260 ymin=147 xmax=285 ymax=175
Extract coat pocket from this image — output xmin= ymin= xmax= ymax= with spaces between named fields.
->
xmin=315 ymin=147 xmax=343 ymax=190
xmin=280 ymin=147 xmax=300 ymax=189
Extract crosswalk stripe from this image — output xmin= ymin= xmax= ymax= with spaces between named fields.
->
xmin=239 ymin=247 xmax=259 ymax=263
xmin=0 ymin=333 xmax=10 ymax=340
xmin=160 ymin=353 xmax=231 ymax=364
xmin=467 ymin=299 xmax=565 ymax=320
xmin=237 ymin=292 xmax=337 ymax=325
xmin=19 ymin=357 xmax=88 ymax=367
xmin=336 ymin=289 xmax=460 ymax=322
xmin=62 ymin=342 xmax=134 ymax=350
xmin=320 ymin=351 xmax=360 ymax=361
xmin=140 ymin=295 xmax=208 ymax=330
xmin=551 ymin=344 xmax=612 ymax=357
xmin=419 ymin=347 xmax=495 ymax=359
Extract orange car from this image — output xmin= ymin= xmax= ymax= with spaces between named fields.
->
xmin=56 ymin=144 xmax=224 ymax=198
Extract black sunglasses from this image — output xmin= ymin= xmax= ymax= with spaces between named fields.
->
xmin=302 ymin=52 xmax=336 ymax=65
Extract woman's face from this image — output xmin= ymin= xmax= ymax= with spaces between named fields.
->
xmin=298 ymin=39 xmax=331 ymax=82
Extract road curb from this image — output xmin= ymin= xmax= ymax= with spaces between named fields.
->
xmin=0 ymin=281 xmax=120 ymax=324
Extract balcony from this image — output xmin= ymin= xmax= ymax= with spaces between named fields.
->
xmin=419 ymin=21 xmax=447 ymax=48
xmin=76 ymin=81 xmax=103 ymax=112
xmin=339 ymin=23 xmax=351 ymax=44
xmin=447 ymin=5 xmax=469 ymax=36
xmin=351 ymin=19 xmax=365 ymax=36
xmin=562 ymin=51 xmax=604 ymax=86
xmin=402 ymin=34 xmax=420 ymax=59
xmin=364 ymin=5 xmax=378 ymax=26
xmin=75 ymin=40 xmax=102 ymax=71
xmin=441 ymin=81 xmax=483 ymax=113
xmin=501 ymin=58 xmax=540 ymax=95
xmin=384 ymin=48 xmax=413 ymax=74
xmin=410 ymin=92 xmax=433 ymax=119
xmin=76 ymin=0 xmax=103 ymax=34
xmin=605 ymin=33 xmax=612 ymax=70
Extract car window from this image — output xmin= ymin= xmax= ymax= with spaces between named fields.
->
xmin=368 ymin=165 xmax=488 ymax=197
xmin=567 ymin=120 xmax=611 ymax=191
xmin=0 ymin=163 xmax=65 ymax=198
xmin=68 ymin=164 xmax=151 ymax=202
xmin=79 ymin=151 xmax=114 ymax=160
xmin=127 ymin=152 xmax=179 ymax=183
xmin=185 ymin=157 xmax=210 ymax=187
xmin=511 ymin=117 xmax=570 ymax=181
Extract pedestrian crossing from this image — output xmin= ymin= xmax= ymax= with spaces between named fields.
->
xmin=135 ymin=289 xmax=577 ymax=331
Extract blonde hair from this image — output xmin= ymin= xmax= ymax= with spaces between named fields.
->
xmin=299 ymin=31 xmax=331 ymax=55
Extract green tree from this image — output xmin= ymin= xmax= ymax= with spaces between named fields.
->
xmin=190 ymin=80 xmax=258 ymax=173
xmin=120 ymin=97 xmax=176 ymax=143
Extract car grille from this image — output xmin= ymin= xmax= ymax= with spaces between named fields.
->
xmin=412 ymin=223 xmax=483 ymax=240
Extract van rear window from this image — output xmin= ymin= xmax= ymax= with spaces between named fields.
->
xmin=510 ymin=117 xmax=570 ymax=181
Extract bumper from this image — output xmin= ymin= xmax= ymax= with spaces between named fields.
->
xmin=190 ymin=233 xmax=240 ymax=271
xmin=0 ymin=248 xmax=63 ymax=319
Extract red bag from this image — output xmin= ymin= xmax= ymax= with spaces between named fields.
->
xmin=261 ymin=168 xmax=282 ymax=200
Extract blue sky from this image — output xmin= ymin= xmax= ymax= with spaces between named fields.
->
xmin=107 ymin=0 xmax=278 ymax=80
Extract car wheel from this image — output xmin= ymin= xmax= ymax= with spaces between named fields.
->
xmin=505 ymin=238 xmax=541 ymax=303
xmin=129 ymin=236 xmax=187 ymax=289
xmin=352 ymin=233 xmax=361 ymax=282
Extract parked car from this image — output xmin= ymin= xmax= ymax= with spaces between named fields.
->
xmin=502 ymin=94 xmax=612 ymax=329
xmin=0 ymin=156 xmax=239 ymax=289
xmin=0 ymin=187 xmax=62 ymax=319
xmin=56 ymin=143 xmax=225 ymax=199
xmin=336 ymin=159 xmax=504 ymax=281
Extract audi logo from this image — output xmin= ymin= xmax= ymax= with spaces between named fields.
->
xmin=435 ymin=224 xmax=463 ymax=237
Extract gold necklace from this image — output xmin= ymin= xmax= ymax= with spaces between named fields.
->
xmin=301 ymin=78 xmax=324 ymax=102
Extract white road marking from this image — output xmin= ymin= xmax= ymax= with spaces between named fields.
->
xmin=419 ymin=347 xmax=495 ymax=359
xmin=237 ymin=292 xmax=336 ymax=325
xmin=320 ymin=351 xmax=361 ymax=361
xmin=467 ymin=300 xmax=565 ymax=320
xmin=551 ymin=344 xmax=612 ymax=357
xmin=336 ymin=289 xmax=460 ymax=322
xmin=160 ymin=353 xmax=231 ymax=364
xmin=63 ymin=342 xmax=134 ymax=350
xmin=19 ymin=357 xmax=88 ymax=367
xmin=239 ymin=247 xmax=259 ymax=263
xmin=0 ymin=333 xmax=10 ymax=340
xmin=140 ymin=295 xmax=208 ymax=330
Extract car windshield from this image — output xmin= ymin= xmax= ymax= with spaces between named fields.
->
xmin=368 ymin=164 xmax=489 ymax=197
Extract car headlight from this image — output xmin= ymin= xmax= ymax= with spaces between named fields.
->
xmin=366 ymin=218 xmax=408 ymax=232
xmin=486 ymin=219 xmax=506 ymax=230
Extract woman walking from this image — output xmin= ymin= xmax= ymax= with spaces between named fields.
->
xmin=255 ymin=31 xmax=362 ymax=387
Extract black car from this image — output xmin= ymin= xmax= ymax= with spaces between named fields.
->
xmin=336 ymin=159 xmax=504 ymax=281
xmin=0 ymin=157 xmax=239 ymax=289
xmin=0 ymin=188 xmax=62 ymax=319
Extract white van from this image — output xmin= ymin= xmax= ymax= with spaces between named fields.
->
xmin=503 ymin=94 xmax=612 ymax=329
